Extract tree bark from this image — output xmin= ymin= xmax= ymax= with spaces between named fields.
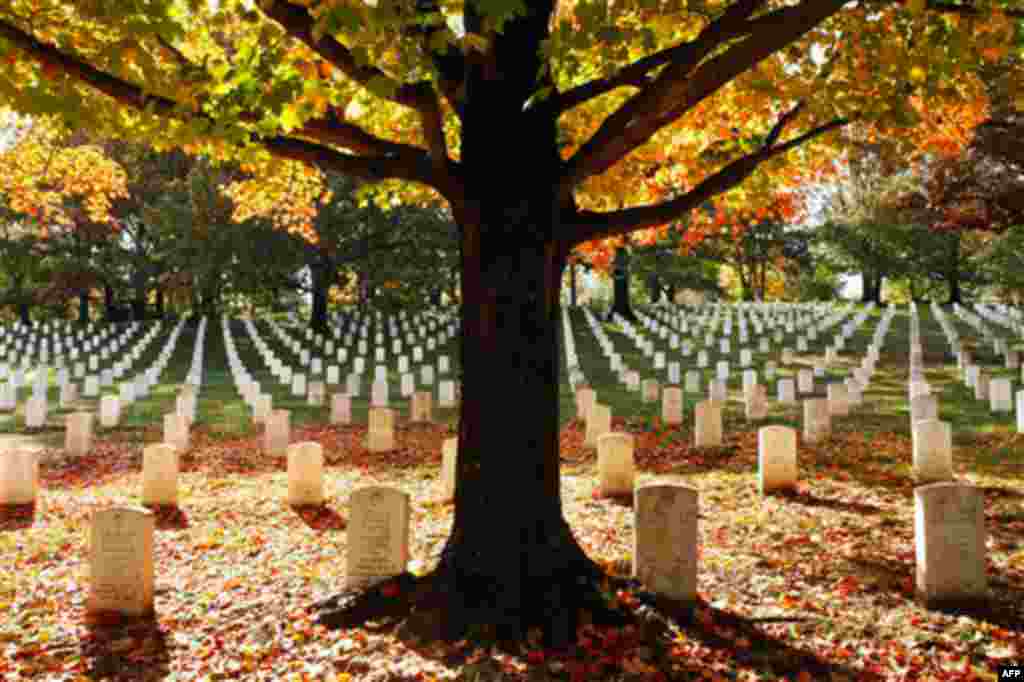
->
xmin=78 ymin=291 xmax=90 ymax=325
xmin=665 ymin=281 xmax=677 ymax=305
xmin=947 ymin=235 xmax=963 ymax=305
xmin=426 ymin=3 xmax=610 ymax=647
xmin=132 ymin=295 xmax=146 ymax=322
xmin=156 ymin=289 xmax=164 ymax=317
xmin=104 ymin=285 xmax=115 ymax=321
xmin=309 ymin=260 xmax=332 ymax=334
xmin=18 ymin=302 xmax=30 ymax=326
xmin=647 ymin=272 xmax=661 ymax=304
xmin=569 ymin=261 xmax=577 ymax=308
xmin=606 ymin=246 xmax=637 ymax=321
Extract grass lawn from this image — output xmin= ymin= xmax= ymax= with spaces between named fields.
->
xmin=1 ymin=304 xmax=1022 ymax=681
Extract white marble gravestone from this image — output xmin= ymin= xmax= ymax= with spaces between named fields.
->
xmin=802 ymin=399 xmax=831 ymax=444
xmin=346 ymin=487 xmax=410 ymax=590
xmin=0 ymin=451 xmax=38 ymax=506
xmin=641 ymin=379 xmax=659 ymax=404
xmin=633 ymin=482 xmax=698 ymax=604
xmin=330 ymin=393 xmax=351 ymax=425
xmin=99 ymin=395 xmax=120 ymax=428
xmin=88 ymin=507 xmax=155 ymax=618
xmin=584 ymin=403 xmax=612 ymax=448
xmin=440 ymin=438 xmax=457 ymax=502
xmin=65 ymin=411 xmax=93 ymax=457
xmin=662 ymin=387 xmax=683 ymax=426
xmin=826 ymin=384 xmax=849 ymax=417
xmin=264 ymin=409 xmax=290 ymax=456
xmin=912 ymin=419 xmax=953 ymax=483
xmin=164 ymin=413 xmax=189 ymax=453
xmin=576 ymin=387 xmax=596 ymax=421
xmin=305 ymin=381 xmax=325 ymax=407
xmin=596 ymin=433 xmax=635 ymax=497
xmin=141 ymin=444 xmax=178 ymax=507
xmin=438 ymin=379 xmax=456 ymax=408
xmin=758 ymin=425 xmax=797 ymax=495
xmin=694 ymin=400 xmax=722 ymax=447
xmin=989 ymin=377 xmax=1012 ymax=412
xmin=797 ymin=369 xmax=814 ymax=394
xmin=745 ymin=384 xmax=768 ymax=421
xmin=410 ymin=391 xmax=433 ymax=423
xmin=287 ymin=442 xmax=324 ymax=506
xmin=914 ymin=483 xmax=987 ymax=608
xmin=366 ymin=408 xmax=395 ymax=452
xmin=910 ymin=395 xmax=938 ymax=424
xmin=777 ymin=378 xmax=796 ymax=404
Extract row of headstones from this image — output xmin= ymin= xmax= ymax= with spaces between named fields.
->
xmin=73 ymin=472 xmax=986 ymax=620
xmin=0 ymin=321 xmax=185 ymax=425
xmin=583 ymin=303 xmax=880 ymax=407
xmin=4 ymin=393 xmax=436 ymax=507
xmin=576 ymin=309 xmax=894 ymax=434
xmin=277 ymin=308 xmax=459 ymax=366
xmin=242 ymin=319 xmax=457 ymax=406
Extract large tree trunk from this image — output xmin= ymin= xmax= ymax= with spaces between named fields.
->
xmin=104 ymin=285 xmax=115 ymax=322
xmin=606 ymin=246 xmax=637 ymax=321
xmin=317 ymin=1 xmax=630 ymax=650
xmin=309 ymin=261 xmax=332 ymax=335
xmin=18 ymin=303 xmax=30 ymax=326
xmin=429 ymin=2 xmax=608 ymax=647
xmin=569 ymin=261 xmax=577 ymax=308
xmin=78 ymin=291 xmax=90 ymax=325
xmin=647 ymin=272 xmax=661 ymax=304
xmin=131 ymin=295 xmax=146 ymax=322
xmin=947 ymin=236 xmax=963 ymax=305
xmin=156 ymin=289 xmax=164 ymax=318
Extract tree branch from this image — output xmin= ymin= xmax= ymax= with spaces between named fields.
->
xmin=567 ymin=114 xmax=850 ymax=246
xmin=550 ymin=0 xmax=768 ymax=115
xmin=559 ymin=0 xmax=848 ymax=196
xmin=926 ymin=0 xmax=1024 ymax=18
xmin=0 ymin=15 xmax=446 ymax=188
xmin=260 ymin=0 xmax=428 ymax=110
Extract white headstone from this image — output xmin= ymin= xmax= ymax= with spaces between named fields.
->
xmin=87 ymin=507 xmax=155 ymax=618
xmin=439 ymin=438 xmax=456 ymax=502
xmin=826 ymin=384 xmax=848 ymax=416
xmin=802 ymin=399 xmax=830 ymax=444
xmin=912 ymin=419 xmax=953 ymax=483
xmin=65 ymin=411 xmax=93 ymax=456
xmin=989 ymin=377 xmax=1012 ymax=412
xmin=330 ymin=393 xmax=351 ymax=425
xmin=264 ymin=409 xmax=290 ymax=456
xmin=694 ymin=400 xmax=722 ymax=447
xmin=596 ymin=433 xmax=635 ymax=498
xmin=100 ymin=395 xmax=120 ymax=428
xmin=914 ymin=483 xmax=987 ymax=608
xmin=346 ymin=487 xmax=410 ymax=590
xmin=0 ymin=451 xmax=38 ymax=506
xmin=141 ymin=444 xmax=178 ymax=507
xmin=758 ymin=425 xmax=797 ymax=495
xmin=633 ymin=482 xmax=698 ymax=604
xmin=366 ymin=408 xmax=395 ymax=452
xmin=410 ymin=391 xmax=433 ymax=422
xmin=777 ymin=378 xmax=796 ymax=404
xmin=584 ymin=403 xmax=612 ymax=448
xmin=797 ymin=369 xmax=813 ymax=394
xmin=662 ymin=386 xmax=683 ymax=426
xmin=287 ymin=442 xmax=324 ymax=506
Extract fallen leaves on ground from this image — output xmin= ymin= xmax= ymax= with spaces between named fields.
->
xmin=2 ymin=419 xmax=1023 ymax=681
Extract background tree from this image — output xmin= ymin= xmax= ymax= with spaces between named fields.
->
xmin=1 ymin=0 xmax=1017 ymax=646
